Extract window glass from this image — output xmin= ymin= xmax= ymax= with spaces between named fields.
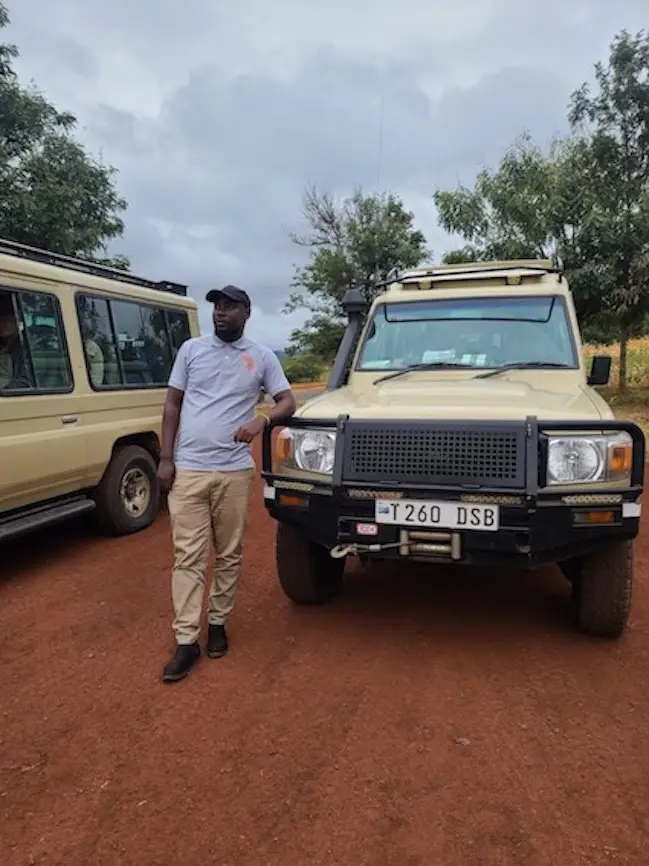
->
xmin=166 ymin=310 xmax=191 ymax=358
xmin=111 ymin=300 xmax=173 ymax=386
xmin=357 ymin=295 xmax=578 ymax=371
xmin=0 ymin=289 xmax=34 ymax=391
xmin=0 ymin=288 xmax=71 ymax=393
xmin=76 ymin=295 xmax=121 ymax=387
xmin=76 ymin=294 xmax=191 ymax=389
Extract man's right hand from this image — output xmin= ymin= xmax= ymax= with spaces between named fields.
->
xmin=157 ymin=457 xmax=176 ymax=492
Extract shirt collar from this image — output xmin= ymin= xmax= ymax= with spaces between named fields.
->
xmin=212 ymin=333 xmax=252 ymax=351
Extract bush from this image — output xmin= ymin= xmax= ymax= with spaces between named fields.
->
xmin=282 ymin=354 xmax=325 ymax=383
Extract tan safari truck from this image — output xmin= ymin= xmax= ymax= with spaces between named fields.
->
xmin=262 ymin=259 xmax=645 ymax=639
xmin=0 ymin=238 xmax=200 ymax=542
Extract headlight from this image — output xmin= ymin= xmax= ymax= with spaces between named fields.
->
xmin=546 ymin=432 xmax=632 ymax=486
xmin=277 ymin=428 xmax=337 ymax=475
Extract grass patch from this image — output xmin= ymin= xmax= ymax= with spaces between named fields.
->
xmin=584 ymin=338 xmax=649 ymax=437
xmin=583 ymin=337 xmax=649 ymax=389
xmin=596 ymin=386 xmax=649 ymax=438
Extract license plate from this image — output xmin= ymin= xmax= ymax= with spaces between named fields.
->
xmin=375 ymin=498 xmax=499 ymax=531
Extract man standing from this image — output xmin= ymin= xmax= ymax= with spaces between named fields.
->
xmin=157 ymin=285 xmax=296 ymax=682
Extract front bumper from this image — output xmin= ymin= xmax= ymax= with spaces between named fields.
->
xmin=261 ymin=415 xmax=645 ymax=569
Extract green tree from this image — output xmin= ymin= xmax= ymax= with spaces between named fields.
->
xmin=569 ymin=29 xmax=649 ymax=389
xmin=434 ymin=133 xmax=559 ymax=263
xmin=282 ymin=354 xmax=325 ymax=384
xmin=433 ymin=29 xmax=649 ymax=390
xmin=285 ymin=186 xmax=430 ymax=363
xmin=433 ymin=134 xmax=615 ymax=332
xmin=0 ymin=2 xmax=128 ymax=266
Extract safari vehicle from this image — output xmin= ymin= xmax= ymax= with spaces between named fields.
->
xmin=262 ymin=259 xmax=645 ymax=638
xmin=0 ymin=238 xmax=200 ymax=542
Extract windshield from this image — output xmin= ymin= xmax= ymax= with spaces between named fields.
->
xmin=356 ymin=295 xmax=578 ymax=372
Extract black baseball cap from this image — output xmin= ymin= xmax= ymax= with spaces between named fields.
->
xmin=205 ymin=284 xmax=251 ymax=309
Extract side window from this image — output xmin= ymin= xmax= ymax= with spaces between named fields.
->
xmin=76 ymin=293 xmax=188 ymax=389
xmin=166 ymin=310 xmax=191 ymax=358
xmin=111 ymin=300 xmax=173 ymax=386
xmin=138 ymin=304 xmax=175 ymax=384
xmin=0 ymin=287 xmax=71 ymax=394
xmin=76 ymin=295 xmax=121 ymax=387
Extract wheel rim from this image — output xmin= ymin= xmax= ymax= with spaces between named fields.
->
xmin=120 ymin=466 xmax=151 ymax=517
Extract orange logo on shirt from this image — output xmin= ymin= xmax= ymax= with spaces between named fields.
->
xmin=241 ymin=352 xmax=257 ymax=373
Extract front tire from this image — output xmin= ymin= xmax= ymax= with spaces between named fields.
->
xmin=93 ymin=445 xmax=160 ymax=536
xmin=275 ymin=522 xmax=345 ymax=604
xmin=570 ymin=540 xmax=634 ymax=638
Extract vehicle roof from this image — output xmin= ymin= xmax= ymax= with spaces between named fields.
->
xmin=398 ymin=258 xmax=556 ymax=277
xmin=376 ymin=258 xmax=568 ymax=303
xmin=0 ymin=237 xmax=197 ymax=309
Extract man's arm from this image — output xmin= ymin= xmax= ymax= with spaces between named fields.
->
xmin=258 ymin=350 xmax=296 ymax=427
xmin=265 ymin=387 xmax=296 ymax=425
xmin=157 ymin=344 xmax=189 ymax=489
xmin=160 ymin=386 xmax=185 ymax=460
xmin=262 ymin=350 xmax=295 ymax=419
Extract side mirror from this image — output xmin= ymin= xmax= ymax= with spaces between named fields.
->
xmin=587 ymin=355 xmax=611 ymax=386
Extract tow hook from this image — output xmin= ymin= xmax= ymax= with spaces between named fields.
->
xmin=330 ymin=544 xmax=358 ymax=558
xmin=330 ymin=542 xmax=401 ymax=559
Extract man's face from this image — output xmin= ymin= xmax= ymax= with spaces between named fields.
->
xmin=212 ymin=296 xmax=249 ymax=342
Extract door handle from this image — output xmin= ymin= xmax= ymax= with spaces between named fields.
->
xmin=61 ymin=415 xmax=78 ymax=425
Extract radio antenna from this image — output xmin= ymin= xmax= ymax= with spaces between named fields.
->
xmin=376 ymin=90 xmax=384 ymax=193
xmin=370 ymin=88 xmax=386 ymax=293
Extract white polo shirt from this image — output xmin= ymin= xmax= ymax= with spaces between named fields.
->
xmin=168 ymin=333 xmax=290 ymax=472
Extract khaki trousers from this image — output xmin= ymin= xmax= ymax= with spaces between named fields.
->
xmin=167 ymin=467 xmax=255 ymax=645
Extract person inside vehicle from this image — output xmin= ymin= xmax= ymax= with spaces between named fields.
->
xmin=0 ymin=291 xmax=31 ymax=390
xmin=79 ymin=318 xmax=106 ymax=388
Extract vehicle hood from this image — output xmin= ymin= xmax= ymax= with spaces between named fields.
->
xmin=297 ymin=376 xmax=609 ymax=422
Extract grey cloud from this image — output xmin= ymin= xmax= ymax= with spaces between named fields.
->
xmin=53 ymin=37 xmax=97 ymax=79
xmin=6 ymin=0 xmax=649 ymax=346
xmin=96 ymin=51 xmax=566 ymax=306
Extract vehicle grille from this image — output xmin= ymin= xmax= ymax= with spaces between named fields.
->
xmin=342 ymin=422 xmax=526 ymax=489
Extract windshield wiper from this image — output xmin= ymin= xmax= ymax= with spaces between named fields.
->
xmin=374 ymin=362 xmax=472 ymax=384
xmin=473 ymin=362 xmax=572 ymax=380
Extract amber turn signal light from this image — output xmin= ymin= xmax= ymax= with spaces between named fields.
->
xmin=278 ymin=494 xmax=307 ymax=509
xmin=275 ymin=428 xmax=293 ymax=463
xmin=608 ymin=443 xmax=632 ymax=476
xmin=573 ymin=510 xmax=615 ymax=525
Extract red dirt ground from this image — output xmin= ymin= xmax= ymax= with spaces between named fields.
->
xmin=2 ymin=444 xmax=649 ymax=866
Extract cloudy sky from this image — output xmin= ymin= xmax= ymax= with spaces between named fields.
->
xmin=5 ymin=0 xmax=648 ymax=347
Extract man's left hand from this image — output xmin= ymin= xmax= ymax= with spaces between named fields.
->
xmin=234 ymin=415 xmax=267 ymax=443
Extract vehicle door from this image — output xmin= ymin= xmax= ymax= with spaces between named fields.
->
xmin=0 ymin=286 xmax=88 ymax=512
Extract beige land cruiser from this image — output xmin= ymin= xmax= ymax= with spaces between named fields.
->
xmin=0 ymin=238 xmax=200 ymax=542
xmin=261 ymin=259 xmax=644 ymax=639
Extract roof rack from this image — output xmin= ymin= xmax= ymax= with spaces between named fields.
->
xmin=381 ymin=258 xmax=565 ymax=289
xmin=0 ymin=237 xmax=188 ymax=296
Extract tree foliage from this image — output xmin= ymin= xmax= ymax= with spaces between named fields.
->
xmin=285 ymin=186 xmax=430 ymax=362
xmin=435 ymin=134 xmax=559 ymax=263
xmin=435 ymin=135 xmax=620 ymax=334
xmin=0 ymin=2 xmax=128 ymax=266
xmin=568 ymin=29 xmax=649 ymax=387
xmin=282 ymin=354 xmax=325 ymax=384
xmin=434 ymin=29 xmax=649 ymax=389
